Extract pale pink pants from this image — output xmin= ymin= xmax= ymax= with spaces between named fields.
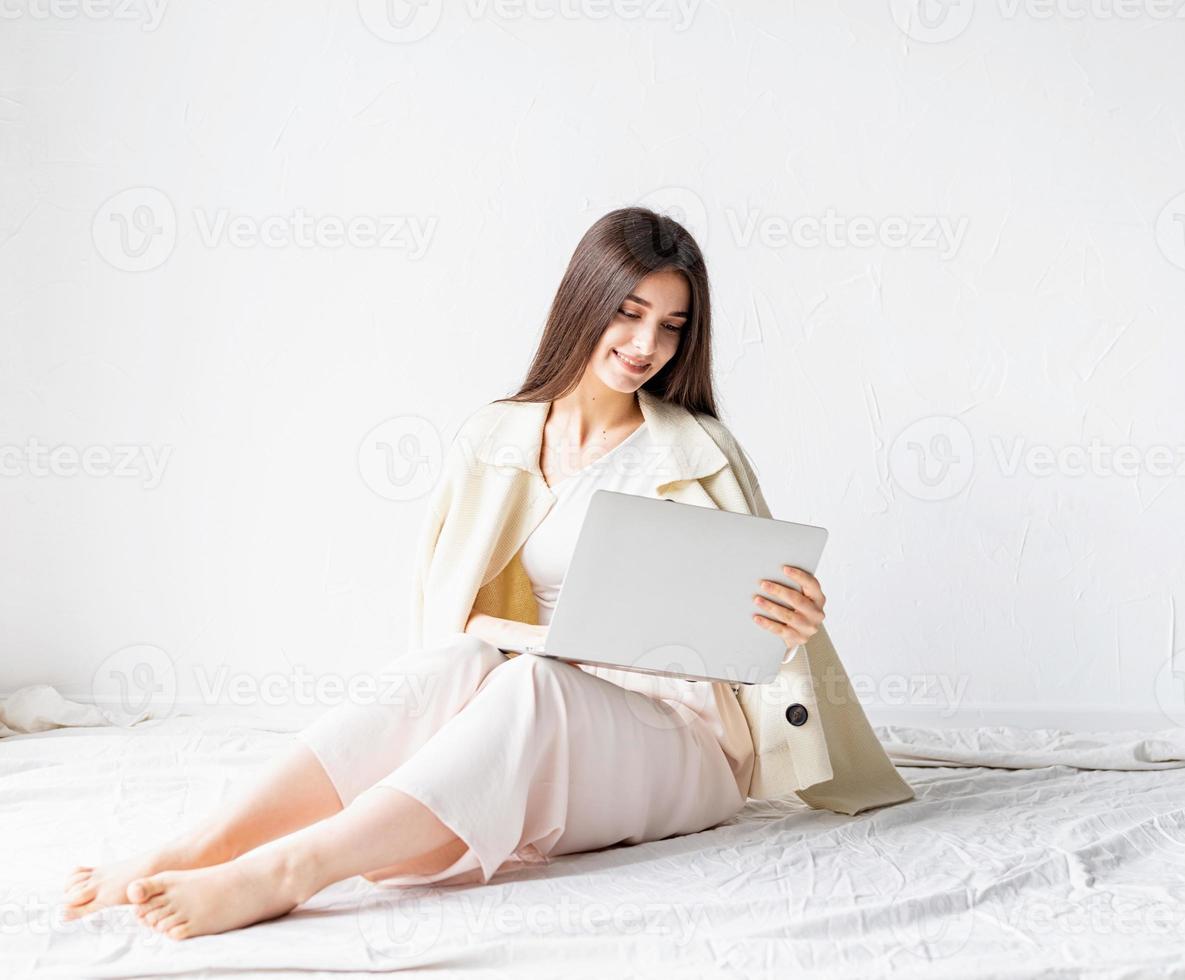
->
xmin=295 ymin=632 xmax=749 ymax=888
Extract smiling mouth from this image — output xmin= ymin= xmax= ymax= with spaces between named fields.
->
xmin=613 ymin=348 xmax=650 ymax=371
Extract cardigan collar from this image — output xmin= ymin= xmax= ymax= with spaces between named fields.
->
xmin=474 ymin=386 xmax=729 ymax=491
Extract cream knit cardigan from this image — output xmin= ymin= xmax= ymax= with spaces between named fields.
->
xmin=407 ymin=388 xmax=915 ymax=816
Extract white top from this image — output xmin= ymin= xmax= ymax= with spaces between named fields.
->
xmin=521 ymin=420 xmax=657 ymax=626
xmin=519 ymin=418 xmax=755 ymax=790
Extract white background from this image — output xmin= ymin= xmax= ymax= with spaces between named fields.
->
xmin=2 ymin=0 xmax=1184 ymax=728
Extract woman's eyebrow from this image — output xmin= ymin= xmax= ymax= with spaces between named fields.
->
xmin=624 ymin=293 xmax=689 ymax=318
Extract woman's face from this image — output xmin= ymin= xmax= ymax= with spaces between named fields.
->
xmin=586 ymin=268 xmax=690 ymax=393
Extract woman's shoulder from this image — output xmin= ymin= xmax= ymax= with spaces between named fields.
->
xmin=690 ymin=409 xmax=747 ymax=464
xmin=441 ymin=398 xmax=528 ymax=470
xmin=690 ymin=408 xmax=765 ymax=494
xmin=455 ymin=399 xmax=510 ymax=439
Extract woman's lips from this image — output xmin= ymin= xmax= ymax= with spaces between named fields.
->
xmin=613 ymin=348 xmax=650 ymax=373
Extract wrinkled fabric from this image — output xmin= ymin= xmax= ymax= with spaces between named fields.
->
xmin=8 ymin=711 xmax=1185 ymax=977
xmin=296 ymin=632 xmax=747 ymax=887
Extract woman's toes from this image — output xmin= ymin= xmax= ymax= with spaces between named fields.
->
xmin=64 ymin=880 xmax=96 ymax=906
xmin=155 ymin=911 xmax=184 ymax=934
xmin=127 ymin=875 xmax=164 ymax=904
xmin=136 ymin=895 xmax=168 ymax=919
xmin=165 ymin=920 xmax=191 ymax=941
xmin=139 ymin=900 xmax=169 ymax=924
xmin=145 ymin=906 xmax=171 ymax=929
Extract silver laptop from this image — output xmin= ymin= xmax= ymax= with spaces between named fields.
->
xmin=501 ymin=489 xmax=828 ymax=685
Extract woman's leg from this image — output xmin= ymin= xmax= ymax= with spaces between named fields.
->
xmin=63 ymin=632 xmax=507 ymax=919
xmin=62 ymin=739 xmax=339 ymax=920
xmin=129 ymin=783 xmax=466 ymax=941
xmin=126 ymin=653 xmax=746 ymax=941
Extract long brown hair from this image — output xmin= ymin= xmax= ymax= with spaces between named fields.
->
xmin=495 ymin=207 xmax=720 ymax=419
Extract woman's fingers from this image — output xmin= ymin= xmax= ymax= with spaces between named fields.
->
xmin=752 ymin=566 xmax=827 ymax=647
xmin=781 ymin=565 xmax=825 ymax=610
xmin=755 ymin=578 xmax=825 ymax=625
xmin=752 ymin=610 xmax=814 ymax=647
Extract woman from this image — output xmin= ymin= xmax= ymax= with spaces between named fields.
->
xmin=62 ymin=207 xmax=911 ymax=940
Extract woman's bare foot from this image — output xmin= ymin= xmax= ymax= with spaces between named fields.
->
xmin=128 ymin=848 xmax=316 ymax=940
xmin=62 ymin=833 xmax=231 ymax=920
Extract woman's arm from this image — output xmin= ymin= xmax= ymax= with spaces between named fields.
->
xmin=464 ymin=612 xmax=548 ymax=653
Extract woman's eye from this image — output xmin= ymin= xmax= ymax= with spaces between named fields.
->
xmin=618 ymin=309 xmax=640 ymax=319
xmin=664 ymin=324 xmax=683 ymax=332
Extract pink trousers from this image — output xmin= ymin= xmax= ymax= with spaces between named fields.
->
xmin=295 ymin=632 xmax=750 ymax=887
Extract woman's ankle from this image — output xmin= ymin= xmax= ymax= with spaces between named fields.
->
xmin=175 ymin=827 xmax=239 ymax=866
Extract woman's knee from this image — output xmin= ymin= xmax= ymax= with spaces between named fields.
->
xmin=419 ymin=631 xmax=505 ymax=663
xmin=384 ymin=631 xmax=505 ymax=677
xmin=486 ymin=650 xmax=581 ymax=694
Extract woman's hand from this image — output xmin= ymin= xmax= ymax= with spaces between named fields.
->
xmin=752 ymin=565 xmax=826 ymax=649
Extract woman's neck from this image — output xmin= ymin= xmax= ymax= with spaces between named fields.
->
xmin=547 ymin=384 xmax=642 ymax=446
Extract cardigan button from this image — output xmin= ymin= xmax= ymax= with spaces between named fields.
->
xmin=785 ymin=703 xmax=809 ymax=727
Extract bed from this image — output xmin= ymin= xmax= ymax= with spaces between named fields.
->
xmin=4 ymin=699 xmax=1185 ymax=979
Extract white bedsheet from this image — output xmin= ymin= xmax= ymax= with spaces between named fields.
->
xmin=4 ymin=703 xmax=1185 ymax=978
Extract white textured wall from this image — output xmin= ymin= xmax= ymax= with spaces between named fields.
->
xmin=2 ymin=1 xmax=1184 ymax=729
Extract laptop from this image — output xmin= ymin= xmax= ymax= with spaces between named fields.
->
xmin=500 ymin=489 xmax=828 ymax=685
